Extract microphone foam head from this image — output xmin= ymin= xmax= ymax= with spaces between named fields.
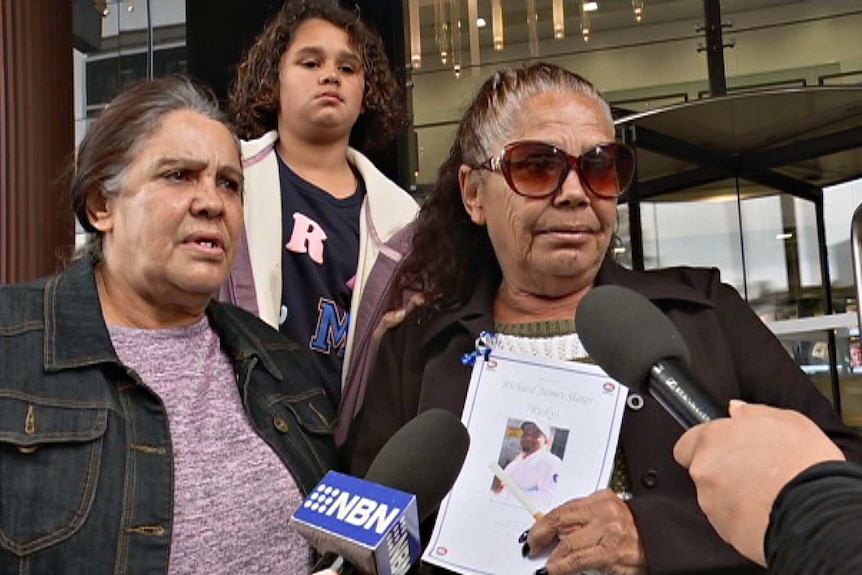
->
xmin=576 ymin=285 xmax=690 ymax=392
xmin=364 ymin=408 xmax=470 ymax=521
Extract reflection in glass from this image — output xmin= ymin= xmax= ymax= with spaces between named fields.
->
xmin=640 ymin=182 xmax=745 ymax=293
xmin=638 ymin=180 xmax=828 ymax=322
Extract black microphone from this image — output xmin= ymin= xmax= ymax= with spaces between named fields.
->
xmin=364 ymin=408 xmax=470 ymax=519
xmin=302 ymin=408 xmax=470 ymax=574
xmin=576 ymin=285 xmax=726 ymax=429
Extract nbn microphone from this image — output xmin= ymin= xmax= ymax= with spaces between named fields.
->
xmin=291 ymin=470 xmax=420 ymax=575
xmin=295 ymin=409 xmax=470 ymax=574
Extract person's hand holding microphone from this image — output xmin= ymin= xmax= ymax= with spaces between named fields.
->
xmin=574 ymin=286 xmax=847 ymax=567
xmin=673 ymin=400 xmax=845 ymax=566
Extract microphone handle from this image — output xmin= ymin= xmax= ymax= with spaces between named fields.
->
xmin=648 ymin=360 xmax=727 ymax=429
xmin=313 ymin=552 xmax=357 ymax=575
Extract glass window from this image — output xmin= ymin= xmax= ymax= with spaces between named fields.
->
xmin=86 ymin=52 xmax=147 ymax=106
xmin=640 ymin=181 xmax=745 ymax=292
xmin=639 ymin=180 xmax=827 ymax=320
xmin=154 ymin=46 xmax=187 ymax=76
xmin=85 ymin=46 xmax=186 ymax=108
xmin=741 ymin=192 xmax=825 ymax=320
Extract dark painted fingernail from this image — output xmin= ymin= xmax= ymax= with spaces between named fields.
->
xmin=521 ymin=542 xmax=531 ymax=557
xmin=518 ymin=529 xmax=530 ymax=544
xmin=534 ymin=569 xmax=548 ymax=575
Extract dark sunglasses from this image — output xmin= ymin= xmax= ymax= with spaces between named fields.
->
xmin=474 ymin=140 xmax=636 ymax=199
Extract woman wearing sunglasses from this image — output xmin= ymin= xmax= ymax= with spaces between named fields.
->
xmin=347 ymin=63 xmax=862 ymax=575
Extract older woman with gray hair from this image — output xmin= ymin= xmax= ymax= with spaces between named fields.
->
xmin=0 ymin=76 xmax=337 ymax=574
xmin=348 ymin=62 xmax=862 ymax=575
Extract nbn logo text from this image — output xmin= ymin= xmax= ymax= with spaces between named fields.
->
xmin=303 ymin=483 xmax=401 ymax=535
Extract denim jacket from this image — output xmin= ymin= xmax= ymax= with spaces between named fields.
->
xmin=0 ymin=257 xmax=338 ymax=574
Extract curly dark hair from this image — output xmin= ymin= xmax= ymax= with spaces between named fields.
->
xmin=228 ymin=0 xmax=405 ymax=151
xmin=391 ymin=62 xmax=615 ymax=312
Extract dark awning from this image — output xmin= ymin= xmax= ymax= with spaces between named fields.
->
xmin=614 ymin=87 xmax=862 ymax=201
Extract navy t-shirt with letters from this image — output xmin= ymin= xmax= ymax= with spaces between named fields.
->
xmin=277 ymin=154 xmax=364 ymax=406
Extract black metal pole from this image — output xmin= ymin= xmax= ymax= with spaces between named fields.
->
xmin=703 ymin=0 xmax=727 ymax=96
xmin=146 ymin=0 xmax=153 ymax=79
xmin=815 ymin=192 xmax=843 ymax=416
xmin=621 ymin=124 xmax=644 ymax=271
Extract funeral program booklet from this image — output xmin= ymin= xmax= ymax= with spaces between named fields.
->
xmin=423 ymin=349 xmax=627 ymax=575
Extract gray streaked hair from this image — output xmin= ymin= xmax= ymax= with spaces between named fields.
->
xmin=459 ymin=63 xmax=613 ymax=166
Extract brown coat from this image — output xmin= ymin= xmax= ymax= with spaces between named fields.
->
xmin=348 ymin=258 xmax=862 ymax=575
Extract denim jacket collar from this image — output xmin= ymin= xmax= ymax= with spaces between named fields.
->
xmin=45 ymin=257 xmax=283 ymax=381
xmin=44 ymin=257 xmax=119 ymax=372
xmin=205 ymin=303 xmax=285 ymax=381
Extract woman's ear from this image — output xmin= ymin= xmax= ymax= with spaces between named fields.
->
xmin=459 ymin=165 xmax=486 ymax=226
xmin=85 ymin=189 xmax=113 ymax=233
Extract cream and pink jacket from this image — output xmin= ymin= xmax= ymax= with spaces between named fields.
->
xmin=220 ymin=131 xmax=418 ymax=443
